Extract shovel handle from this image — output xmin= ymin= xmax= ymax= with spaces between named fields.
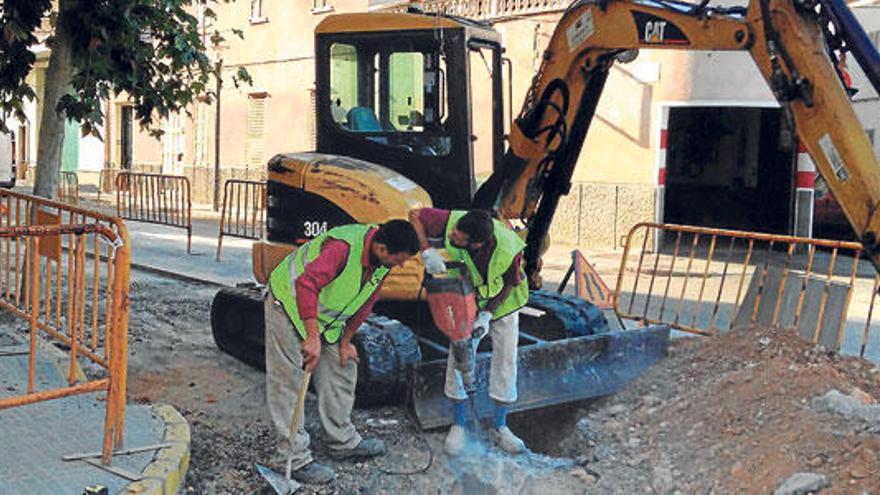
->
xmin=288 ymin=371 xmax=311 ymax=441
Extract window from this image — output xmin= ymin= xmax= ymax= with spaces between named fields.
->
xmin=194 ymin=101 xmax=209 ymax=167
xmin=250 ymin=0 xmax=267 ymax=23
xmin=312 ymin=0 xmax=333 ymax=14
xmin=328 ymin=40 xmax=451 ymax=157
xmin=388 ymin=52 xmax=425 ymax=131
xmin=162 ymin=112 xmax=185 ymax=174
xmin=246 ymin=93 xmax=268 ymax=168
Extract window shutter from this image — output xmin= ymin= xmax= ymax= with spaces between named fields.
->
xmin=246 ymin=94 xmax=267 ymax=168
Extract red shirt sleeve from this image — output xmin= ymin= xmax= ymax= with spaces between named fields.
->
xmin=294 ymin=239 xmax=349 ymax=320
xmin=417 ymin=208 xmax=451 ymax=240
xmin=502 ymin=252 xmax=523 ymax=286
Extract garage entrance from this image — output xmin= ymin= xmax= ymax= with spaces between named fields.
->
xmin=663 ymin=106 xmax=795 ymax=235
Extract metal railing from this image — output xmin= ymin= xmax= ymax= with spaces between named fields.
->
xmin=216 ymin=179 xmax=266 ymax=261
xmin=386 ymin=0 xmax=571 ymax=19
xmin=115 ymin=172 xmax=192 ymax=253
xmin=615 ymin=223 xmax=880 ymax=355
xmin=57 ymin=171 xmax=79 ymax=205
xmin=0 ymin=189 xmax=131 ymax=465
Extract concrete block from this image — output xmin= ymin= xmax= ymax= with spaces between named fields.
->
xmin=579 ymin=183 xmax=616 ymax=251
xmin=548 ymin=184 xmax=581 ymax=246
xmin=615 ymin=184 xmax=655 ymax=251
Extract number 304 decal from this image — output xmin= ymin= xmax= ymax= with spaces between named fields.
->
xmin=303 ymin=221 xmax=329 ymax=238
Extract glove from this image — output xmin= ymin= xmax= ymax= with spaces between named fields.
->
xmin=420 ymin=248 xmax=447 ymax=275
xmin=472 ymin=310 xmax=492 ymax=341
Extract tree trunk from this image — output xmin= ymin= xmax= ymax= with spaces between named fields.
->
xmin=33 ymin=0 xmax=74 ymax=199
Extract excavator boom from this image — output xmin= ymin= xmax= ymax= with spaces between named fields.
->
xmin=474 ymin=0 xmax=880 ymax=281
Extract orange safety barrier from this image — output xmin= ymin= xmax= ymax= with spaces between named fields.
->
xmin=216 ymin=179 xmax=266 ymax=261
xmin=57 ymin=171 xmax=79 ymax=205
xmin=615 ymin=223 xmax=879 ymax=353
xmin=116 ymin=171 xmax=191 ymax=253
xmin=0 ymin=189 xmax=131 ymax=465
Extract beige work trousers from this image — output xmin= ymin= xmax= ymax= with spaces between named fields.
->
xmin=444 ymin=311 xmax=519 ymax=403
xmin=264 ymin=293 xmax=362 ymax=469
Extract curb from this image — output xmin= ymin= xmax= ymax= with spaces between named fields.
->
xmin=123 ymin=404 xmax=191 ymax=495
xmin=129 ymin=260 xmax=230 ymax=288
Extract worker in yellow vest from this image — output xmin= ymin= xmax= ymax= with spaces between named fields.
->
xmin=265 ymin=220 xmax=420 ymax=484
xmin=409 ymin=208 xmax=529 ymax=456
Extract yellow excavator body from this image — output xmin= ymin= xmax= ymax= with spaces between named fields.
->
xmin=252 ymin=152 xmax=430 ymax=300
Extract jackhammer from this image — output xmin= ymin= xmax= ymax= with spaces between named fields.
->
xmin=422 ymin=261 xmax=482 ymax=392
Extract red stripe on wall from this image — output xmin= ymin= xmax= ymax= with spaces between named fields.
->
xmin=660 ymin=129 xmax=668 ymax=150
xmin=658 ymin=167 xmax=666 ymax=185
xmin=797 ymin=141 xmax=808 ymax=154
xmin=796 ymin=171 xmax=817 ymax=188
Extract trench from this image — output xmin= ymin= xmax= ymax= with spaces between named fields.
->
xmin=507 ymin=398 xmax=597 ymax=457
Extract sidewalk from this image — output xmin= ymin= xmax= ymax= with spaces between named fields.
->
xmin=36 ymin=187 xmax=256 ymax=287
xmin=0 ymin=331 xmax=190 ymax=495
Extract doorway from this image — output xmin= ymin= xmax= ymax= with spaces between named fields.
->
xmin=663 ymin=106 xmax=794 ymax=235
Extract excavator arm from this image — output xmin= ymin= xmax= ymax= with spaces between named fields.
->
xmin=473 ymin=0 xmax=880 ymax=285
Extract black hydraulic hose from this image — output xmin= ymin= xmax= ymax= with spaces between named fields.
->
xmin=818 ymin=0 xmax=880 ymax=95
xmin=524 ymin=64 xmax=611 ymax=282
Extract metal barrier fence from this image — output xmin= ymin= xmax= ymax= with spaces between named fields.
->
xmin=0 ymin=189 xmax=131 ymax=464
xmin=116 ymin=171 xmax=192 ymax=253
xmin=614 ymin=223 xmax=880 ymax=358
xmin=216 ymin=179 xmax=265 ymax=261
xmin=57 ymin=171 xmax=79 ymax=205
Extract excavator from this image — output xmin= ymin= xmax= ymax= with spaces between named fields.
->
xmin=212 ymin=0 xmax=880 ymax=428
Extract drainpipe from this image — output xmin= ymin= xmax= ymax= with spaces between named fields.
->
xmin=103 ymin=100 xmax=111 ymax=195
xmin=213 ymin=60 xmax=222 ymax=211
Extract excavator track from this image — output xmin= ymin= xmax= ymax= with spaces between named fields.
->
xmin=353 ymin=315 xmax=421 ymax=407
xmin=212 ymin=286 xmax=266 ymax=371
xmin=525 ymin=289 xmax=609 ymax=339
xmin=211 ymin=287 xmax=421 ymax=405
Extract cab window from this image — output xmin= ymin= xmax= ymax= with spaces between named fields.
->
xmin=328 ymin=39 xmax=450 ymax=157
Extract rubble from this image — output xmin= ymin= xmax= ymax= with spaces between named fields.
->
xmin=115 ymin=272 xmax=880 ymax=493
xmin=812 ymin=389 xmax=880 ymax=426
xmin=547 ymin=324 xmax=880 ymax=493
xmin=773 ymin=472 xmax=830 ymax=495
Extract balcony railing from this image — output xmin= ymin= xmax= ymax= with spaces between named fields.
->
xmin=380 ymin=0 xmax=572 ymax=20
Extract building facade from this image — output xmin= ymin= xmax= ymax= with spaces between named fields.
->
xmin=12 ymin=0 xmax=880 ymax=251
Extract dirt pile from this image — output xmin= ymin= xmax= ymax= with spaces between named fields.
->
xmin=552 ymin=325 xmax=880 ymax=493
xmin=115 ymin=273 xmax=880 ymax=493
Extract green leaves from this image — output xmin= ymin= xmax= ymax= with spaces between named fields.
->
xmin=0 ymin=0 xmax=248 ymax=137
xmin=0 ymin=1 xmax=52 ymax=133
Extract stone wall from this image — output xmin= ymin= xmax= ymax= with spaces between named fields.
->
xmin=548 ymin=182 xmax=656 ymax=252
xmin=184 ymin=166 xmax=266 ymax=205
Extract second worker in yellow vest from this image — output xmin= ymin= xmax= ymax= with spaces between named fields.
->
xmin=409 ymin=207 xmax=530 ymax=456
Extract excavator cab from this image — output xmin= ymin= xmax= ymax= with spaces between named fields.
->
xmin=314 ymin=13 xmax=505 ymax=210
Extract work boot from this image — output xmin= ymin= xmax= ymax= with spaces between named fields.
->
xmin=291 ymin=461 xmax=335 ymax=485
xmin=328 ymin=438 xmax=386 ymax=461
xmin=444 ymin=424 xmax=467 ymax=456
xmin=491 ymin=426 xmax=526 ymax=454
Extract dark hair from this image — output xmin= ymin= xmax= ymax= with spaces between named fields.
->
xmin=374 ymin=219 xmax=420 ymax=255
xmin=456 ymin=210 xmax=493 ymax=244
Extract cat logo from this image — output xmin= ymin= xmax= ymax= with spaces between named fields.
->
xmin=632 ymin=12 xmax=689 ymax=45
xmin=644 ymin=21 xmax=667 ymax=43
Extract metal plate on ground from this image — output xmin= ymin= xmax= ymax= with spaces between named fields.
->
xmin=733 ymin=265 xmax=850 ymax=349
xmin=411 ymin=325 xmax=670 ymax=429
